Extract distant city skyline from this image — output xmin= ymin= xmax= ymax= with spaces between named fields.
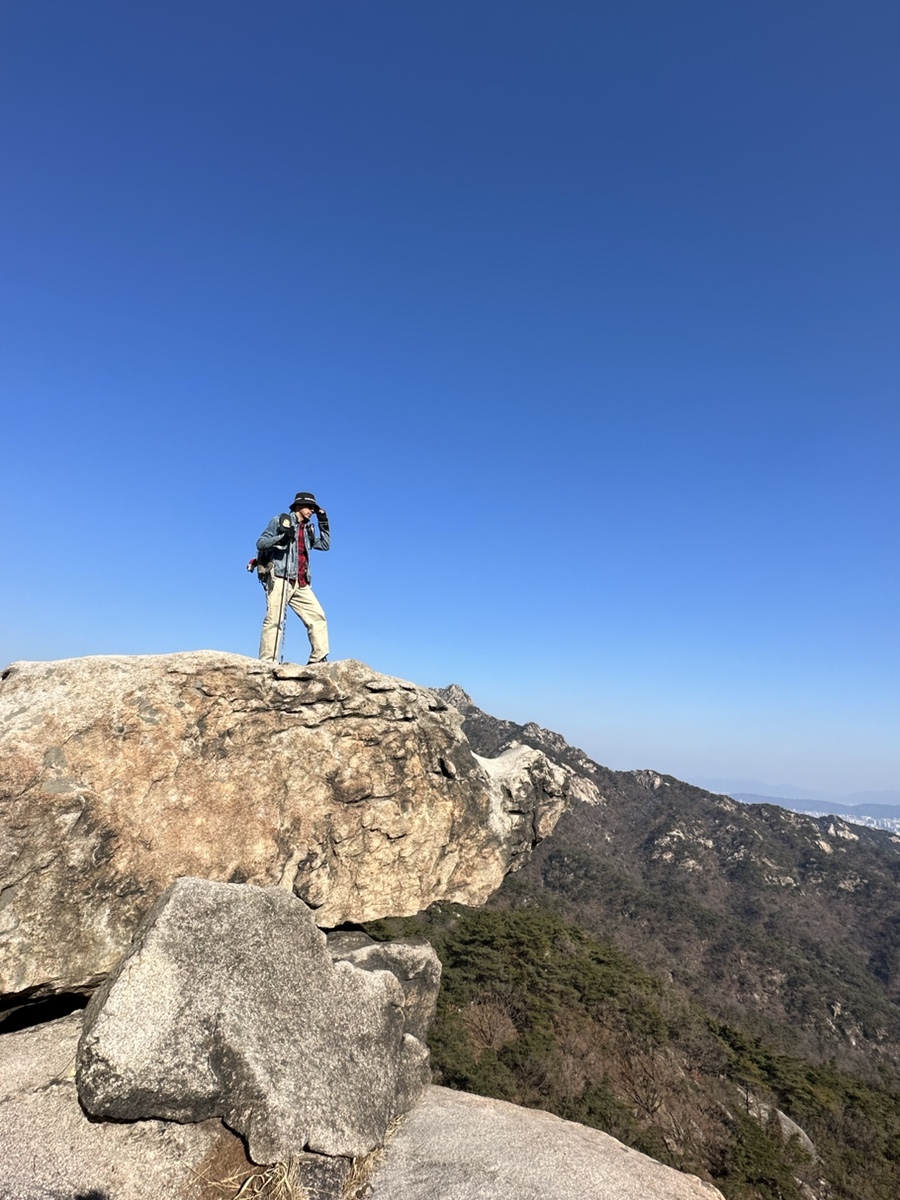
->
xmin=1 ymin=2 xmax=897 ymax=795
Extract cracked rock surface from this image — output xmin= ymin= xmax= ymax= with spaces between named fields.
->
xmin=0 ymin=652 xmax=566 ymax=1002
xmin=76 ymin=878 xmax=438 ymax=1163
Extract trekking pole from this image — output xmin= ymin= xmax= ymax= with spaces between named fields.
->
xmin=276 ymin=517 xmax=293 ymax=664
xmin=274 ymin=571 xmax=289 ymax=667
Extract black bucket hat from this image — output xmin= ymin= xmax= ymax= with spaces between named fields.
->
xmin=290 ymin=491 xmax=318 ymax=511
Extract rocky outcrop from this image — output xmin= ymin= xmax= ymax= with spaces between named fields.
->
xmin=366 ymin=1085 xmax=725 ymax=1200
xmin=76 ymin=877 xmax=440 ymax=1163
xmin=744 ymin=1091 xmax=817 ymax=1162
xmin=438 ymin=683 xmax=606 ymax=807
xmin=0 ymin=652 xmax=566 ymax=1002
xmin=326 ymin=929 xmax=442 ymax=1041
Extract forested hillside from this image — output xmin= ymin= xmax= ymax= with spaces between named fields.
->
xmin=365 ymin=687 xmax=900 ymax=1200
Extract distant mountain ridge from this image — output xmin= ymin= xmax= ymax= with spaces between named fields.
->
xmin=694 ymin=777 xmax=900 ymax=807
xmin=436 ymin=684 xmax=900 ymax=1067
xmin=732 ymin=792 xmax=900 ymax=829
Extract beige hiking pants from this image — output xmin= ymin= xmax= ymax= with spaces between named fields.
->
xmin=259 ymin=575 xmax=329 ymax=663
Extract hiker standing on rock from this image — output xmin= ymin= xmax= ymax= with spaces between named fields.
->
xmin=255 ymin=491 xmax=330 ymax=664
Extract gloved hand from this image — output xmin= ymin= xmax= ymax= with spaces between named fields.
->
xmin=276 ymin=514 xmax=294 ymax=542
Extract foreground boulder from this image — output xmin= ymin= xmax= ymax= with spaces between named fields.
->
xmin=0 ymin=1012 xmax=247 ymax=1200
xmin=76 ymin=877 xmax=440 ymax=1163
xmin=0 ymin=652 xmax=566 ymax=1001
xmin=2 ymin=1017 xmax=725 ymax=1200
xmin=366 ymin=1086 xmax=725 ymax=1200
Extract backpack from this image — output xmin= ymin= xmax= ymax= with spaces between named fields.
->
xmin=246 ymin=513 xmax=291 ymax=586
xmin=247 ymin=549 xmax=272 ymax=586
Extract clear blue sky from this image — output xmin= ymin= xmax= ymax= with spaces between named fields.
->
xmin=2 ymin=1 xmax=897 ymax=794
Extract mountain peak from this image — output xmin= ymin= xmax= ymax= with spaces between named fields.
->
xmin=437 ymin=683 xmax=475 ymax=710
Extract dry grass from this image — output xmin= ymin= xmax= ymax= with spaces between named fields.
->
xmin=341 ymin=1151 xmax=381 ymax=1200
xmin=201 ymin=1158 xmax=308 ymax=1200
xmin=341 ymin=1111 xmax=408 ymax=1199
xmin=196 ymin=1111 xmax=410 ymax=1199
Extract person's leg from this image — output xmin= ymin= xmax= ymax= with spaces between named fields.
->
xmin=259 ymin=575 xmax=292 ymax=660
xmin=288 ymin=585 xmax=329 ymax=663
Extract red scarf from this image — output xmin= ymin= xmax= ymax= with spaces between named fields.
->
xmin=295 ymin=521 xmax=310 ymax=586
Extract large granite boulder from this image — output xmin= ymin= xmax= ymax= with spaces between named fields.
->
xmin=76 ymin=877 xmax=441 ymax=1164
xmin=0 ymin=652 xmax=566 ymax=1002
